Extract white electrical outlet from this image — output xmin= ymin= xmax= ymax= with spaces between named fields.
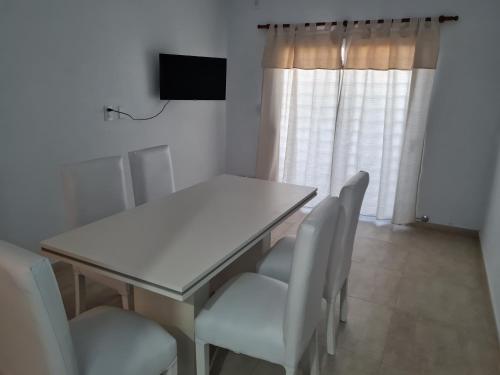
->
xmin=104 ymin=105 xmax=121 ymax=121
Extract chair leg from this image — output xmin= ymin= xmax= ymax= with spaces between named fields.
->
xmin=74 ymin=270 xmax=86 ymax=316
xmin=340 ymin=279 xmax=348 ymax=323
xmin=326 ymin=296 xmax=338 ymax=356
xmin=165 ymin=358 xmax=177 ymax=375
xmin=121 ymin=284 xmax=134 ymax=311
xmin=195 ymin=340 xmax=210 ymax=375
xmin=309 ymin=329 xmax=320 ymax=375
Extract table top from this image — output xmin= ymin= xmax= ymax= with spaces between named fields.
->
xmin=41 ymin=175 xmax=316 ymax=299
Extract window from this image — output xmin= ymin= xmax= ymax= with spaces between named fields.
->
xmin=259 ymin=20 xmax=438 ymax=223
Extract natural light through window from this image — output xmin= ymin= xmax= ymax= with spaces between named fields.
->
xmin=277 ymin=68 xmax=413 ymax=217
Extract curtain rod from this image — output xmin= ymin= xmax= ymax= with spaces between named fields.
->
xmin=257 ymin=15 xmax=459 ymax=29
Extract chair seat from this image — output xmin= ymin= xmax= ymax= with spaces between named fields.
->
xmin=70 ymin=306 xmax=176 ymax=375
xmin=195 ymin=273 xmax=288 ymax=365
xmin=257 ymin=236 xmax=295 ymax=283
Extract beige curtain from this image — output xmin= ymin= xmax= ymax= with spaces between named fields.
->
xmin=256 ymin=23 xmax=344 ymax=180
xmin=262 ymin=23 xmax=344 ymax=69
xmin=344 ymin=18 xmax=439 ymax=70
xmin=256 ymin=18 xmax=440 ymax=224
xmin=260 ymin=19 xmax=439 ymax=71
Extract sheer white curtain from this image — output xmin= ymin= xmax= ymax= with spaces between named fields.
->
xmin=277 ymin=68 xmax=341 ymax=207
xmin=257 ymin=19 xmax=440 ymax=224
xmin=331 ymin=69 xmax=413 ymax=219
xmin=256 ymin=23 xmax=343 ymax=182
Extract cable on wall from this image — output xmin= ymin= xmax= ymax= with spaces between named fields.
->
xmin=106 ymin=101 xmax=171 ymax=121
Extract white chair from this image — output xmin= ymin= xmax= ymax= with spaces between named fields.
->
xmin=61 ymin=156 xmax=129 ymax=228
xmin=129 ymin=145 xmax=176 ymax=206
xmin=0 ymin=240 xmax=177 ymax=375
xmin=257 ymin=171 xmax=369 ymax=355
xmin=195 ymin=197 xmax=342 ymax=375
xmin=61 ymin=156 xmax=132 ymax=315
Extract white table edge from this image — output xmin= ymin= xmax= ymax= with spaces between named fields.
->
xmin=41 ymin=188 xmax=317 ymax=302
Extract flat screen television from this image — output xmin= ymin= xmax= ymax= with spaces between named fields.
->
xmin=159 ymin=54 xmax=227 ymax=100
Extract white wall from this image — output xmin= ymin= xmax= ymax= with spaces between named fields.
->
xmin=225 ymin=0 xmax=500 ymax=230
xmin=481 ymin=130 xmax=500 ymax=337
xmin=0 ymin=0 xmax=227 ymax=251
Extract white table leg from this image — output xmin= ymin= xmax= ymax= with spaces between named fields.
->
xmin=134 ymin=235 xmax=271 ymax=375
xmin=74 ymin=269 xmax=86 ymax=316
xmin=134 ymin=283 xmax=209 ymax=375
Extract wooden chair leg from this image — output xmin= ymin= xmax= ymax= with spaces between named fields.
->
xmin=196 ymin=340 xmax=210 ymax=375
xmin=74 ymin=270 xmax=86 ymax=316
xmin=340 ymin=279 xmax=348 ymax=323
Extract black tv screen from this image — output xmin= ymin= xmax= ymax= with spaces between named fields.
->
xmin=159 ymin=54 xmax=227 ymax=100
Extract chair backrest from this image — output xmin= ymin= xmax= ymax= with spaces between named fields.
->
xmin=61 ymin=156 xmax=128 ymax=228
xmin=283 ymin=197 xmax=341 ymax=366
xmin=337 ymin=171 xmax=369 ymax=285
xmin=128 ymin=145 xmax=176 ymax=206
xmin=0 ymin=241 xmax=78 ymax=375
xmin=323 ymin=204 xmax=347 ymax=299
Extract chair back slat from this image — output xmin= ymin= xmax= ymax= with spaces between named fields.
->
xmin=0 ymin=241 xmax=78 ymax=375
xmin=337 ymin=171 xmax=369 ymax=285
xmin=283 ymin=197 xmax=341 ymax=365
xmin=61 ymin=156 xmax=129 ymax=228
xmin=129 ymin=145 xmax=176 ymax=206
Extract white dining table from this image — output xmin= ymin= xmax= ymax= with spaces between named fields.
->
xmin=41 ymin=174 xmax=316 ymax=375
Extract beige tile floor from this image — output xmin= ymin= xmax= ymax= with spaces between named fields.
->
xmin=55 ymin=211 xmax=500 ymax=375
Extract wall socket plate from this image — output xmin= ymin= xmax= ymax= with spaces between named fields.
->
xmin=104 ymin=105 xmax=121 ymax=121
